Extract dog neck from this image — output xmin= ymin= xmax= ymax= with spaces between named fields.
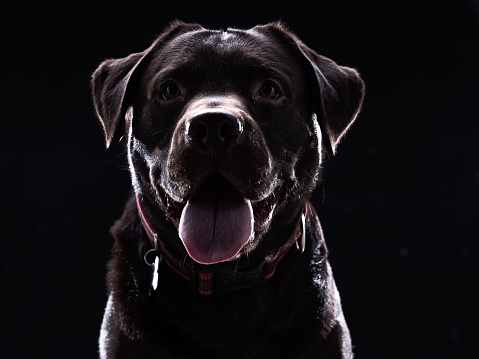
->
xmin=135 ymin=192 xmax=307 ymax=296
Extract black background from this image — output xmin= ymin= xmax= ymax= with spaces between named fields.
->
xmin=2 ymin=1 xmax=478 ymax=358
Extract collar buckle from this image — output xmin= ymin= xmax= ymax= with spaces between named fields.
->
xmin=189 ymin=261 xmax=265 ymax=296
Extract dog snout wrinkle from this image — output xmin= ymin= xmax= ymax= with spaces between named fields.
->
xmin=186 ymin=109 xmax=243 ymax=152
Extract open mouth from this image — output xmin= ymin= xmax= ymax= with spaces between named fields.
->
xmin=163 ymin=175 xmax=282 ymax=264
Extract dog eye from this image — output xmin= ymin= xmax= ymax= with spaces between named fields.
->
xmin=161 ymin=82 xmax=181 ymax=99
xmin=258 ymin=83 xmax=281 ymax=99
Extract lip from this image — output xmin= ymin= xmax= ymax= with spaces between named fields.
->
xmin=161 ymin=179 xmax=282 ymax=234
xmin=250 ymin=185 xmax=283 ymax=232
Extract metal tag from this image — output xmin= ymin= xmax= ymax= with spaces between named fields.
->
xmin=144 ymin=234 xmax=162 ymax=296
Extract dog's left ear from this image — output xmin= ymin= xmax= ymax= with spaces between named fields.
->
xmin=257 ymin=22 xmax=365 ymax=155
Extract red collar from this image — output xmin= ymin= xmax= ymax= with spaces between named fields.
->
xmin=135 ymin=192 xmax=306 ymax=296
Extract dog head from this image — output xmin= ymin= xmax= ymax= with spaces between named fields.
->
xmin=92 ymin=21 xmax=364 ymax=265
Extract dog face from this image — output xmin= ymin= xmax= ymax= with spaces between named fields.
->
xmin=92 ymin=21 xmax=364 ymax=265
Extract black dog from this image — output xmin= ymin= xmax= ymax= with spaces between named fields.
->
xmin=92 ymin=21 xmax=364 ymax=358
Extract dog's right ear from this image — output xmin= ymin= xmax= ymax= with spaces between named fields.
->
xmin=91 ymin=21 xmax=203 ymax=148
xmin=91 ymin=52 xmax=145 ymax=148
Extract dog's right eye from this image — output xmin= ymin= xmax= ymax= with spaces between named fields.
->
xmin=161 ymin=83 xmax=181 ymax=100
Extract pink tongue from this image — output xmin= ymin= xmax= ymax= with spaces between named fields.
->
xmin=179 ymin=177 xmax=253 ymax=264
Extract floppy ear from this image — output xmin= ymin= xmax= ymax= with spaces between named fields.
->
xmin=298 ymin=44 xmax=365 ymax=155
xmin=258 ymin=22 xmax=365 ymax=155
xmin=91 ymin=21 xmax=203 ymax=148
xmin=91 ymin=52 xmax=145 ymax=148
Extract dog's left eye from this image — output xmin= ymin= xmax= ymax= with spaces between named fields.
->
xmin=258 ymin=83 xmax=282 ymax=99
xmin=161 ymin=82 xmax=181 ymax=99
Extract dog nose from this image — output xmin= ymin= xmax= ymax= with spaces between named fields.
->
xmin=186 ymin=110 xmax=243 ymax=151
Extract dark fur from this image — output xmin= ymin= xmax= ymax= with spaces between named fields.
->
xmin=92 ymin=21 xmax=364 ymax=358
